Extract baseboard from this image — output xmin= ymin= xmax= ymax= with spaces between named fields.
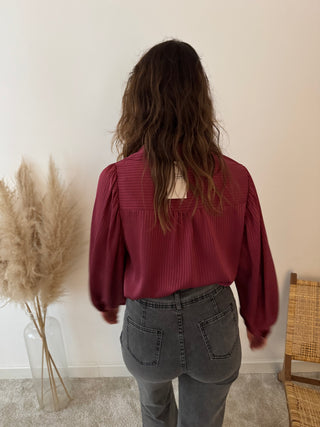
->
xmin=0 ymin=360 xmax=319 ymax=379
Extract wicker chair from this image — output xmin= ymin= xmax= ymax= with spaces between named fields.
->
xmin=278 ymin=272 xmax=320 ymax=426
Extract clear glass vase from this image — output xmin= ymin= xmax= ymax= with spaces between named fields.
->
xmin=24 ymin=315 xmax=73 ymax=412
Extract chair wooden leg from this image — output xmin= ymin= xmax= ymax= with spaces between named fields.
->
xmin=278 ymin=354 xmax=292 ymax=383
xmin=278 ymin=366 xmax=285 ymax=383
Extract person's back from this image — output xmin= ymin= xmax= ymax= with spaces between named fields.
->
xmin=89 ymin=38 xmax=279 ymax=427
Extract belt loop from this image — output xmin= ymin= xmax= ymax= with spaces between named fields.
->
xmin=174 ymin=290 xmax=182 ymax=310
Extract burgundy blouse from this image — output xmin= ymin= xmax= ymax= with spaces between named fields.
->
xmin=89 ymin=146 xmax=279 ymax=340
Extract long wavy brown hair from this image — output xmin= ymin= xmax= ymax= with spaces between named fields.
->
xmin=111 ymin=38 xmax=231 ymax=234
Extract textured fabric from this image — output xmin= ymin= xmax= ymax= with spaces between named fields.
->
xmin=89 ymin=145 xmax=279 ymax=339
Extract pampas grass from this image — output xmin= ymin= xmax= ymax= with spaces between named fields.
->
xmin=0 ymin=156 xmax=82 ymax=411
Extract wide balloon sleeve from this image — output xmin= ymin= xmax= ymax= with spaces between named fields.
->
xmin=89 ymin=163 xmax=127 ymax=311
xmin=234 ymin=169 xmax=279 ymax=340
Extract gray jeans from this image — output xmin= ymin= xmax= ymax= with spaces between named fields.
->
xmin=120 ymin=283 xmax=242 ymax=427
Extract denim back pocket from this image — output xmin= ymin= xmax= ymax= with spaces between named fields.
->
xmin=197 ymin=302 xmax=238 ymax=359
xmin=124 ymin=315 xmax=163 ymax=366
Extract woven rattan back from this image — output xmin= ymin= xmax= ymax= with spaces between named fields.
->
xmin=285 ymin=273 xmax=320 ymax=364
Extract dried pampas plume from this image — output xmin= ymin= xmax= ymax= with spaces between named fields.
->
xmin=0 ymin=163 xmax=40 ymax=304
xmin=37 ymin=157 xmax=82 ymax=308
xmin=0 ymin=157 xmax=82 ymax=310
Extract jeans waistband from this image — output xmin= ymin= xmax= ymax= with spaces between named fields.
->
xmin=138 ymin=283 xmax=227 ymax=309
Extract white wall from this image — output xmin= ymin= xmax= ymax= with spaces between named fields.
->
xmin=0 ymin=0 xmax=319 ymax=378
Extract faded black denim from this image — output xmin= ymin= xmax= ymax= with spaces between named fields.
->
xmin=120 ymin=283 xmax=242 ymax=427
